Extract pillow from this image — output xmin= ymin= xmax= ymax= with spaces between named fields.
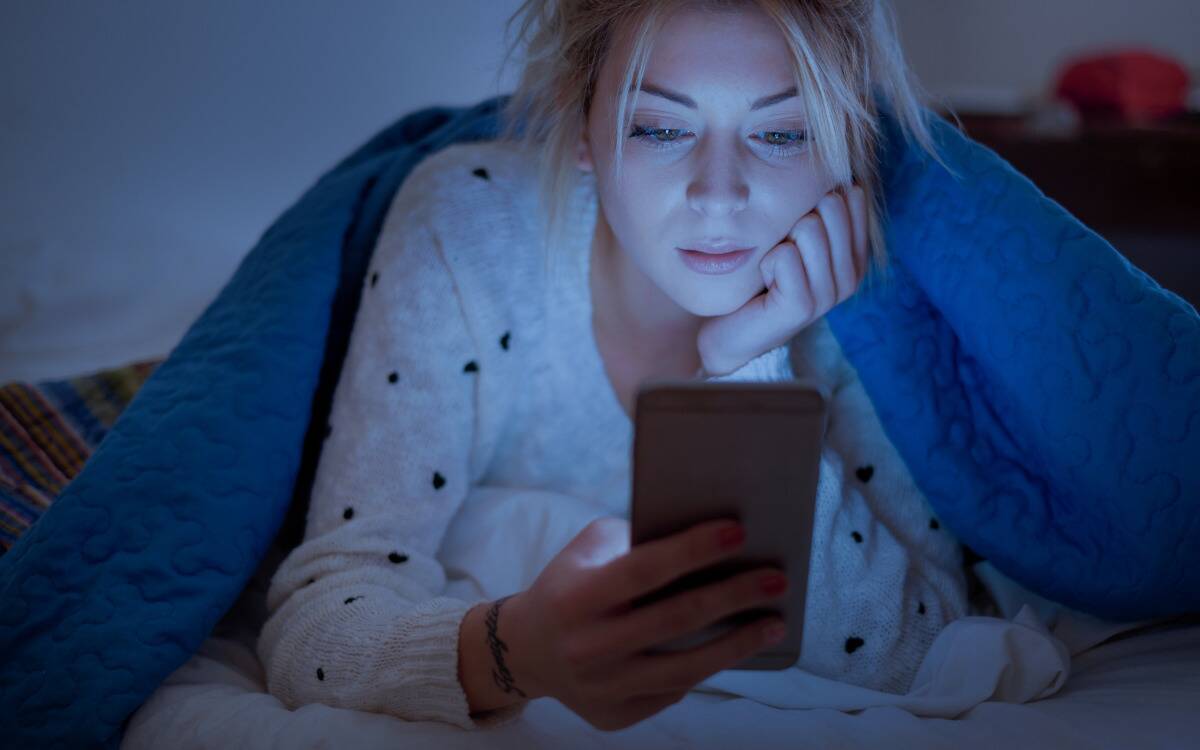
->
xmin=0 ymin=360 xmax=160 ymax=553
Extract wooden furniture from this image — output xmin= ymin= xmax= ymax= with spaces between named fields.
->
xmin=945 ymin=110 xmax=1200 ymax=308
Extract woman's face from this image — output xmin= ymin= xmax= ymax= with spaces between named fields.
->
xmin=579 ymin=3 xmax=837 ymax=320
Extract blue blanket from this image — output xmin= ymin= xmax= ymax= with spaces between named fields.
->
xmin=1 ymin=94 xmax=1197 ymax=749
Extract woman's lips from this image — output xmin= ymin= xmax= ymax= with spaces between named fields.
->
xmin=682 ymin=242 xmax=752 ymax=254
xmin=677 ymin=247 xmax=753 ymax=275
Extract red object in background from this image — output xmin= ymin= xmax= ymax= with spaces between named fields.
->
xmin=1054 ymin=49 xmax=1189 ymax=122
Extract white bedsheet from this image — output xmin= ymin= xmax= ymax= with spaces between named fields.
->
xmin=122 ymin=487 xmax=1200 ymax=749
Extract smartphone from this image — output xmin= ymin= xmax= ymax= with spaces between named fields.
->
xmin=629 ymin=377 xmax=827 ymax=670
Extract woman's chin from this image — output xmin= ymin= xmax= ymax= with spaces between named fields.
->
xmin=674 ymin=281 xmax=764 ymax=318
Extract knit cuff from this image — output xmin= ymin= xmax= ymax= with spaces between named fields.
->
xmin=394 ymin=597 xmax=531 ymax=730
xmin=700 ymin=345 xmax=793 ymax=382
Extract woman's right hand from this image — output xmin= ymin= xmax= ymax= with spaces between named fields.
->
xmin=505 ymin=516 xmax=789 ymax=731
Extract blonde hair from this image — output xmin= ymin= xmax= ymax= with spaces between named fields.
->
xmin=493 ymin=0 xmax=944 ymax=293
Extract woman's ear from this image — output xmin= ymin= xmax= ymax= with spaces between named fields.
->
xmin=576 ymin=128 xmax=595 ymax=173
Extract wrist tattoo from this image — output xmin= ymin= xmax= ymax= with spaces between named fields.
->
xmin=484 ymin=595 xmax=527 ymax=698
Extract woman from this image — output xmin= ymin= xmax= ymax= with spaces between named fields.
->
xmin=257 ymin=0 xmax=965 ymax=732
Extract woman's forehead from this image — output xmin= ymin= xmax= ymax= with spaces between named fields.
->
xmin=603 ymin=4 xmax=797 ymax=108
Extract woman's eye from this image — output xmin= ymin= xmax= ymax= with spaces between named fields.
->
xmin=627 ymin=123 xmax=808 ymax=157
xmin=628 ymin=124 xmax=688 ymax=149
xmin=756 ymin=130 xmax=809 ymax=156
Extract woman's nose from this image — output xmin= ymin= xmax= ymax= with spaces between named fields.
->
xmin=686 ymin=152 xmax=749 ymax=217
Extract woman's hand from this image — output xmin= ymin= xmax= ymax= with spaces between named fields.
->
xmin=696 ymin=185 xmax=869 ymax=377
xmin=502 ymin=517 xmax=788 ymax=732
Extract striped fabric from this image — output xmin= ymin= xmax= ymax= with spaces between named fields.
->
xmin=0 ymin=360 xmax=161 ymax=554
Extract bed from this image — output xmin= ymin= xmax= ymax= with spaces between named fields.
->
xmin=0 ymin=362 xmax=1197 ymax=749
xmin=1 ymin=93 xmax=1197 ymax=749
xmin=128 ymin=609 xmax=1200 ymax=748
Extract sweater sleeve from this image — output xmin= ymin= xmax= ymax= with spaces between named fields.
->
xmin=699 ymin=344 xmax=795 ymax=383
xmin=255 ymin=195 xmax=528 ymax=730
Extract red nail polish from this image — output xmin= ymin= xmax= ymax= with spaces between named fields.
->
xmin=718 ymin=524 xmax=745 ymax=549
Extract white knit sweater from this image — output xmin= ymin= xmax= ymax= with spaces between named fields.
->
xmin=255 ymin=140 xmax=968 ymax=730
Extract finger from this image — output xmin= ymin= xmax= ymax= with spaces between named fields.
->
xmin=736 ymin=241 xmax=815 ymax=348
xmin=695 ymin=241 xmax=812 ymax=373
xmin=846 ymin=184 xmax=868 ymax=284
xmin=616 ymin=613 xmax=784 ymax=697
xmin=586 ymin=566 xmax=785 ymax=660
xmin=568 ymin=518 xmax=744 ymax=619
xmin=555 ymin=517 xmax=631 ymax=573
xmin=815 ymin=190 xmax=856 ymax=305
xmin=789 ymin=212 xmax=835 ymax=314
xmin=760 ymin=240 xmax=814 ymax=319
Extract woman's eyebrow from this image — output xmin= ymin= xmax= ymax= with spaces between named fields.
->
xmin=629 ymin=82 xmax=798 ymax=111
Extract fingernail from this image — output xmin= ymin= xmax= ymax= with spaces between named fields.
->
xmin=761 ymin=574 xmax=787 ymax=596
xmin=718 ymin=524 xmax=745 ymax=549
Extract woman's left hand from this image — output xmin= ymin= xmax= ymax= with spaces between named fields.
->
xmin=696 ymin=184 xmax=869 ymax=377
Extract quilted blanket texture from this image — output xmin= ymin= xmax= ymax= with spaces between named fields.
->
xmin=0 ymin=94 xmax=1196 ymax=749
